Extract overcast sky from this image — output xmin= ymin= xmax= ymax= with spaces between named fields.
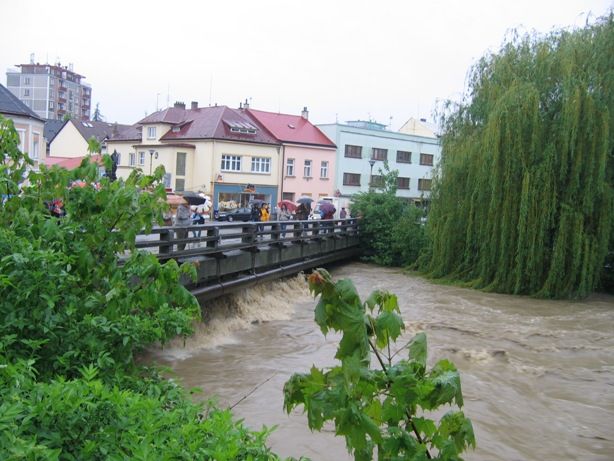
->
xmin=1 ymin=0 xmax=612 ymax=129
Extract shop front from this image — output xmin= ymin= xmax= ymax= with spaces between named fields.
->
xmin=214 ymin=183 xmax=278 ymax=213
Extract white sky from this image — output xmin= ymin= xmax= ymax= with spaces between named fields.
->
xmin=1 ymin=0 xmax=612 ymax=129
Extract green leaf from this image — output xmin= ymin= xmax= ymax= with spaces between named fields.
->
xmin=408 ymin=332 xmax=427 ymax=367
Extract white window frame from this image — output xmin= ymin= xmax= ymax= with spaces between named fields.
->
xmin=32 ymin=133 xmax=40 ymax=159
xmin=23 ymin=89 xmax=30 ymax=97
xmin=138 ymin=151 xmax=145 ymax=166
xmin=16 ymin=129 xmax=25 ymax=153
xmin=251 ymin=156 xmax=270 ymax=174
xmin=304 ymin=159 xmax=312 ymax=178
xmin=286 ymin=158 xmax=295 ymax=176
xmin=320 ymin=161 xmax=328 ymax=179
xmin=221 ymin=154 xmax=241 ymax=172
xmin=146 ymin=126 xmax=156 ymax=140
xmin=129 ymin=152 xmax=136 ymax=166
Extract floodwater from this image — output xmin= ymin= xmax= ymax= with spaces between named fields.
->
xmin=146 ymin=262 xmax=614 ymax=460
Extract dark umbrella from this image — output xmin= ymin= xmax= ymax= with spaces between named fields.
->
xmin=296 ymin=196 xmax=314 ymax=205
xmin=277 ymin=199 xmax=297 ymax=212
xmin=318 ymin=201 xmax=335 ymax=215
xmin=250 ymin=198 xmax=265 ymax=207
xmin=181 ymin=191 xmax=208 ymax=206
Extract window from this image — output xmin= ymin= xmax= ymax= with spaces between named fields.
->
xmin=115 ymin=153 xmax=121 ymax=166
xmin=251 ymin=157 xmax=271 ymax=173
xmin=304 ymin=160 xmax=312 ymax=178
xmin=286 ymin=158 xmax=295 ymax=176
xmin=175 ymin=178 xmax=185 ymax=192
xmin=129 ymin=152 xmax=136 ymax=166
xmin=24 ymin=77 xmax=30 ymax=85
xmin=371 ymin=175 xmax=384 ymax=188
xmin=221 ymin=155 xmax=241 ymax=171
xmin=420 ymin=153 xmax=434 ymax=166
xmin=320 ymin=161 xmax=329 ymax=178
xmin=16 ymin=129 xmax=25 ymax=152
xmin=418 ymin=178 xmax=432 ymax=191
xmin=282 ymin=192 xmax=295 ymax=201
xmin=138 ymin=151 xmax=145 ymax=166
xmin=371 ymin=148 xmax=387 ymax=161
xmin=163 ymin=173 xmax=172 ymax=188
xmin=343 ymin=172 xmax=361 ymax=186
xmin=397 ymin=150 xmax=412 ymax=163
xmin=147 ymin=126 xmax=156 ymax=139
xmin=49 ymin=101 xmax=54 ymax=109
xmin=23 ymin=89 xmax=30 ymax=97
xmin=344 ymin=144 xmax=362 ymax=158
xmin=176 ymin=152 xmax=186 ymax=176
xmin=397 ymin=177 xmax=410 ymax=189
xmin=32 ymin=139 xmax=39 ymax=160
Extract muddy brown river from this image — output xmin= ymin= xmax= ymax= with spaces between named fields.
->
xmin=147 ymin=262 xmax=614 ymax=460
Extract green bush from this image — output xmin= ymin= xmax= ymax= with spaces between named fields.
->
xmin=350 ymin=164 xmax=427 ymax=267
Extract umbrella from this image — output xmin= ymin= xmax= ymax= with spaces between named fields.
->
xmin=277 ymin=199 xmax=297 ymax=212
xmin=181 ymin=191 xmax=207 ymax=206
xmin=318 ymin=201 xmax=335 ymax=215
xmin=296 ymin=196 xmax=314 ymax=205
xmin=249 ymin=198 xmax=265 ymax=207
xmin=166 ymin=194 xmax=188 ymax=207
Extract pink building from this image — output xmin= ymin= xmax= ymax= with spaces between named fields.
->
xmin=245 ymin=107 xmax=336 ymax=202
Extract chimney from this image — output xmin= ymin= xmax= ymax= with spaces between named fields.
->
xmin=239 ymin=102 xmax=243 ymax=109
xmin=420 ymin=118 xmax=427 ymax=122
xmin=191 ymin=101 xmax=198 ymax=110
xmin=244 ymin=98 xmax=249 ymax=109
xmin=301 ymin=106 xmax=309 ymax=120
xmin=174 ymin=101 xmax=186 ymax=110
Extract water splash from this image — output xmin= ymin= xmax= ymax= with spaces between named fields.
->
xmin=155 ymin=274 xmax=310 ymax=359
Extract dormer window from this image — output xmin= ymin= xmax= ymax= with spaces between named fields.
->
xmin=147 ymin=127 xmax=156 ymax=139
xmin=225 ymin=119 xmax=257 ymax=134
xmin=172 ymin=126 xmax=181 ymax=133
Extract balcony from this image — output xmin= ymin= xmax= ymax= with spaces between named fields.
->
xmin=58 ymin=95 xmax=67 ymax=103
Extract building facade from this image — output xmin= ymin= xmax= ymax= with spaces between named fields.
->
xmin=106 ymin=102 xmax=282 ymax=211
xmin=245 ymin=107 xmax=337 ymax=203
xmin=48 ymin=119 xmax=131 ymax=158
xmin=317 ymin=120 xmax=441 ymax=204
xmin=6 ymin=58 xmax=91 ymax=121
xmin=0 ymin=83 xmax=45 ymax=168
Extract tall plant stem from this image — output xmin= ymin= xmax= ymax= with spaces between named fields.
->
xmin=368 ymin=338 xmax=433 ymax=459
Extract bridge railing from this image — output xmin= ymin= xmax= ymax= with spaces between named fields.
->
xmin=134 ymin=218 xmax=359 ymax=261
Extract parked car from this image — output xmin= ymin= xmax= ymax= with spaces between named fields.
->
xmin=216 ymin=207 xmax=253 ymax=222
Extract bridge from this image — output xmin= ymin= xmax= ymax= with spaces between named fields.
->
xmin=135 ymin=218 xmax=361 ymax=302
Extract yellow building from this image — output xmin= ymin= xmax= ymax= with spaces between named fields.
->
xmin=106 ymin=102 xmax=282 ymax=211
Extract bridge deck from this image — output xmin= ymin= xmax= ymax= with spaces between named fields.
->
xmin=136 ymin=218 xmax=360 ymax=302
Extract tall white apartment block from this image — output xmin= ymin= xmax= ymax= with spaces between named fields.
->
xmin=6 ymin=56 xmax=91 ymax=121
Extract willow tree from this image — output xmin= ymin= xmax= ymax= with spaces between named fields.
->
xmin=420 ymin=14 xmax=613 ymax=298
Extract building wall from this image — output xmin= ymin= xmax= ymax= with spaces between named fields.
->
xmin=280 ymin=144 xmax=336 ymax=201
xmin=49 ymin=122 xmax=88 ymax=157
xmin=6 ymin=114 xmax=45 ymax=167
xmin=317 ymin=123 xmax=440 ymax=200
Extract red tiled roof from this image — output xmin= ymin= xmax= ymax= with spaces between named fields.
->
xmin=44 ymin=154 xmax=103 ymax=170
xmin=245 ymin=109 xmax=336 ymax=147
xmin=155 ymin=105 xmax=279 ymax=145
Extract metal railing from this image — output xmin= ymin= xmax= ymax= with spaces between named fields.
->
xmin=135 ymin=218 xmax=359 ymax=261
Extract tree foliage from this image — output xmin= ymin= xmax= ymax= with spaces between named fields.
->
xmin=284 ymin=269 xmax=475 ymax=460
xmin=92 ymin=102 xmax=104 ymax=122
xmin=419 ymin=15 xmax=614 ymax=298
xmin=0 ymin=114 xmax=284 ymax=459
xmin=351 ymin=162 xmax=427 ymax=266
xmin=87 ymin=135 xmax=102 ymax=155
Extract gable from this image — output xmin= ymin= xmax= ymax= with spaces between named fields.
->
xmin=49 ymin=122 xmax=89 ymax=158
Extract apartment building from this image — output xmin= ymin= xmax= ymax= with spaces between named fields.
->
xmin=6 ymin=57 xmax=91 ymax=121
xmin=317 ymin=120 xmax=441 ymax=204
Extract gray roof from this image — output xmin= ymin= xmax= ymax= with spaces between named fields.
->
xmin=0 ymin=83 xmax=44 ymax=121
xmin=44 ymin=119 xmax=66 ymax=143
xmin=71 ymin=120 xmax=134 ymax=143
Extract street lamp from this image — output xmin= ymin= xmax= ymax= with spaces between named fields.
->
xmin=149 ymin=149 xmax=158 ymax=175
xmin=368 ymin=158 xmax=376 ymax=191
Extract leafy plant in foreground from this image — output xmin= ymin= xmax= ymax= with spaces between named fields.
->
xmin=284 ymin=269 xmax=475 ymax=460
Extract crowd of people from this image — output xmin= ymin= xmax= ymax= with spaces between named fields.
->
xmin=171 ymin=198 xmax=349 ymax=250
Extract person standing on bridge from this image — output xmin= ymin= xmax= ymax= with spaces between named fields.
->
xmin=175 ymin=202 xmax=191 ymax=250
xmin=278 ymin=203 xmax=292 ymax=238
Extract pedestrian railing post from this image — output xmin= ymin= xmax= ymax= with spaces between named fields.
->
xmin=159 ymin=227 xmax=173 ymax=254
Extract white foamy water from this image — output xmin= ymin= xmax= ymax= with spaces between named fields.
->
xmin=146 ymin=262 xmax=614 ymax=461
